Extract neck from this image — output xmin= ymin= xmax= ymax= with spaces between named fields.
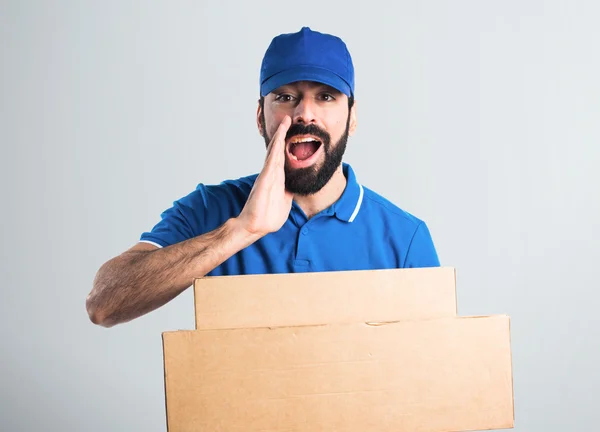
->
xmin=293 ymin=165 xmax=347 ymax=219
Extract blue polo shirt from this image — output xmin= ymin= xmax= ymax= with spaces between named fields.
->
xmin=139 ymin=163 xmax=440 ymax=275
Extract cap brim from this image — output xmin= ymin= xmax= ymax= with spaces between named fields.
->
xmin=260 ymin=66 xmax=352 ymax=98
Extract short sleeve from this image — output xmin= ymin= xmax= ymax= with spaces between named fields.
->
xmin=403 ymin=221 xmax=440 ymax=268
xmin=139 ymin=191 xmax=203 ymax=248
xmin=138 ymin=176 xmax=256 ymax=248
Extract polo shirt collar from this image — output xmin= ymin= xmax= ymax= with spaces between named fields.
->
xmin=333 ymin=163 xmax=364 ymax=223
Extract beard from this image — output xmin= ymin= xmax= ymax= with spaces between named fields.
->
xmin=261 ymin=114 xmax=350 ymax=196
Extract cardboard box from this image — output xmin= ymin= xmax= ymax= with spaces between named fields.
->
xmin=162 ymin=267 xmax=514 ymax=431
xmin=163 ymin=316 xmax=514 ymax=432
xmin=193 ymin=267 xmax=457 ymax=329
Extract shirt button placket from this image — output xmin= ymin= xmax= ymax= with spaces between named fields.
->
xmin=293 ymin=225 xmax=310 ymax=269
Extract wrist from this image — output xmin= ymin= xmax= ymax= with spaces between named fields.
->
xmin=227 ymin=217 xmax=264 ymax=245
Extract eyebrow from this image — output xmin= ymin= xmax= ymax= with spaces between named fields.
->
xmin=273 ymin=83 xmax=342 ymax=94
xmin=318 ymin=84 xmax=342 ymax=94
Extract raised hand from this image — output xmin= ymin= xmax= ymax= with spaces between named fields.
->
xmin=237 ymin=115 xmax=293 ymax=236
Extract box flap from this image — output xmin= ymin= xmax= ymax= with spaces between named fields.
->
xmin=193 ymin=267 xmax=457 ymax=330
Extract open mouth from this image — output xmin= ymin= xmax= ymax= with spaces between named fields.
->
xmin=287 ymin=136 xmax=323 ymax=161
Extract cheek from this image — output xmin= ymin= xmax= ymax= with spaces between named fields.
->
xmin=326 ymin=115 xmax=347 ymax=141
xmin=265 ymin=112 xmax=288 ymax=137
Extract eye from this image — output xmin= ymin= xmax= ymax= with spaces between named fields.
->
xmin=319 ymin=93 xmax=336 ymax=102
xmin=275 ymin=93 xmax=296 ymax=103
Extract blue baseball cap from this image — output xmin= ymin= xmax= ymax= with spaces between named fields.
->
xmin=260 ymin=27 xmax=355 ymax=98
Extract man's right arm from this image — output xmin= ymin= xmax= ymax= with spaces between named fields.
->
xmin=86 ymin=217 xmax=261 ymax=328
xmin=87 ymin=115 xmax=293 ymax=328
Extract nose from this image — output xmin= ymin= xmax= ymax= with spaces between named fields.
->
xmin=293 ymin=97 xmax=317 ymax=124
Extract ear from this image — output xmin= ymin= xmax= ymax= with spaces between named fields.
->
xmin=256 ymin=100 xmax=264 ymax=137
xmin=348 ymin=99 xmax=357 ymax=136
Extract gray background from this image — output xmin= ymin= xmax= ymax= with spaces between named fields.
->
xmin=2 ymin=0 xmax=599 ymax=431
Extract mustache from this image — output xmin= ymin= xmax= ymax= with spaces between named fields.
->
xmin=285 ymin=123 xmax=330 ymax=145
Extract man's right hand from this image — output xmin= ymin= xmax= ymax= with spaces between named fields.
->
xmin=236 ymin=115 xmax=293 ymax=237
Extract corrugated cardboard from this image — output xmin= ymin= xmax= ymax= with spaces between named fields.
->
xmin=193 ymin=267 xmax=457 ymax=329
xmin=162 ymin=315 xmax=514 ymax=432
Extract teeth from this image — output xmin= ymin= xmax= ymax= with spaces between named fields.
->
xmin=290 ymin=137 xmax=318 ymax=144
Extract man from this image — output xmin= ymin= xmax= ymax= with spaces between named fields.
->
xmin=86 ymin=27 xmax=440 ymax=328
